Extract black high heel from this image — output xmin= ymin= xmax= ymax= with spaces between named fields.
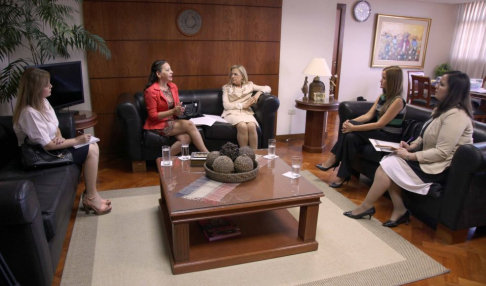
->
xmin=316 ymin=162 xmax=339 ymax=172
xmin=343 ymin=207 xmax=376 ymax=220
xmin=329 ymin=177 xmax=351 ymax=188
xmin=382 ymin=210 xmax=411 ymax=228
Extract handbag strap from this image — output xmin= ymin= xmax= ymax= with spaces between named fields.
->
xmin=23 ymin=138 xmax=66 ymax=159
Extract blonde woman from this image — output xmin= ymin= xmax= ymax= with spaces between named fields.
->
xmin=316 ymin=66 xmax=407 ymax=188
xmin=13 ymin=68 xmax=111 ymax=215
xmin=221 ymin=65 xmax=271 ymax=148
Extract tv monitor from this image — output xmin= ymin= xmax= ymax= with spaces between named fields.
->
xmin=27 ymin=61 xmax=84 ymax=110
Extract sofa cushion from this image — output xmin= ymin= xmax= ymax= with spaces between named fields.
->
xmin=0 ymin=117 xmax=21 ymax=169
xmin=27 ymin=165 xmax=79 ymax=241
xmin=202 ymin=122 xmax=238 ymax=140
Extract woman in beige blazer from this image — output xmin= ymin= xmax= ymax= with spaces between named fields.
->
xmin=343 ymin=71 xmax=474 ymax=227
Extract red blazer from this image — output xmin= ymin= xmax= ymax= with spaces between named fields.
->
xmin=143 ymin=82 xmax=180 ymax=130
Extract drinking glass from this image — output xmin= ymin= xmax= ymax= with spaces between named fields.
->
xmin=291 ymin=156 xmax=302 ymax=177
xmin=268 ymin=139 xmax=276 ymax=158
xmin=162 ymin=145 xmax=171 ymax=166
xmin=181 ymin=143 xmax=190 ymax=160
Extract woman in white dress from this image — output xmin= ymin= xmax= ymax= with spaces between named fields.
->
xmin=13 ymin=68 xmax=111 ymax=215
xmin=221 ymin=65 xmax=271 ymax=149
xmin=343 ymin=71 xmax=473 ymax=227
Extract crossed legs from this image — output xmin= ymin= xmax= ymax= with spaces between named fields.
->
xmin=236 ymin=122 xmax=258 ymax=149
xmin=169 ymin=120 xmax=209 ymax=154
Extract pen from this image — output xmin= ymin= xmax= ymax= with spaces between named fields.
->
xmin=406 ymin=137 xmax=414 ymax=144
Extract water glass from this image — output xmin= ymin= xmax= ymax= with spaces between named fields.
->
xmin=268 ymin=139 xmax=276 ymax=158
xmin=181 ymin=143 xmax=190 ymax=160
xmin=291 ymin=156 xmax=302 ymax=177
xmin=162 ymin=145 xmax=171 ymax=166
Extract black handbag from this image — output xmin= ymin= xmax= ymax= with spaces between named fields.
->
xmin=21 ymin=141 xmax=74 ymax=170
xmin=179 ymin=100 xmax=203 ymax=119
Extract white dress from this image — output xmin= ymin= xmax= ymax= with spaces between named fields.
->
xmin=221 ymin=82 xmax=271 ymax=126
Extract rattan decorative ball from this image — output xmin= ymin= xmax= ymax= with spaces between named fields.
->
xmin=220 ymin=142 xmax=239 ymax=161
xmin=212 ymin=156 xmax=235 ymax=173
xmin=234 ymin=155 xmax=254 ymax=173
xmin=238 ymin=146 xmax=256 ymax=161
xmin=205 ymin=151 xmax=220 ymax=168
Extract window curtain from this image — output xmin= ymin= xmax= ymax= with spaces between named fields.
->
xmin=450 ymin=1 xmax=486 ymax=78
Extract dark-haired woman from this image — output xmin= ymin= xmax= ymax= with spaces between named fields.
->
xmin=344 ymin=71 xmax=473 ymax=227
xmin=144 ymin=60 xmax=208 ymax=155
xmin=316 ymin=66 xmax=406 ymax=188
xmin=13 ymin=68 xmax=111 ymax=215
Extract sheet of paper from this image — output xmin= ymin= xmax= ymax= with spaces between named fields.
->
xmin=190 ymin=116 xmax=217 ymax=126
xmin=202 ymin=114 xmax=228 ymax=123
xmin=369 ymin=138 xmax=401 ymax=153
xmin=471 ymin=87 xmax=486 ymax=94
xmin=73 ymin=136 xmax=100 ymax=149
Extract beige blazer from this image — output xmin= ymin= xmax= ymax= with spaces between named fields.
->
xmin=221 ymin=82 xmax=271 ymax=118
xmin=413 ymin=108 xmax=473 ymax=174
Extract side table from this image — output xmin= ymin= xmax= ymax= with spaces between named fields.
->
xmin=73 ymin=110 xmax=98 ymax=135
xmin=295 ymin=98 xmax=339 ymax=153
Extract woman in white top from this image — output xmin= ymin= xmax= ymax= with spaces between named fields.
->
xmin=13 ymin=68 xmax=111 ymax=215
xmin=221 ymin=65 xmax=271 ymax=149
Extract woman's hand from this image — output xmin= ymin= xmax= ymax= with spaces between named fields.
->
xmin=399 ymin=141 xmax=413 ymax=151
xmin=244 ymin=97 xmax=257 ymax=109
xmin=52 ymin=134 xmax=65 ymax=145
xmin=341 ymin=120 xmax=355 ymax=133
xmin=75 ymin=134 xmax=91 ymax=144
xmin=172 ymin=102 xmax=183 ymax=116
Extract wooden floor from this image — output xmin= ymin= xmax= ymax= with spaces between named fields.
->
xmin=53 ymin=112 xmax=486 ymax=286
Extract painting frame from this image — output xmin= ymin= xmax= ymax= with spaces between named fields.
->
xmin=371 ymin=14 xmax=431 ymax=69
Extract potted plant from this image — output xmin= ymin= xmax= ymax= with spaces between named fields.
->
xmin=434 ymin=63 xmax=452 ymax=78
xmin=0 ymin=0 xmax=111 ymax=104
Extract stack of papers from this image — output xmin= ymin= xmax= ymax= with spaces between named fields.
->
xmin=369 ymin=138 xmax=400 ymax=153
xmin=190 ymin=114 xmax=228 ymax=126
xmin=74 ymin=136 xmax=100 ymax=149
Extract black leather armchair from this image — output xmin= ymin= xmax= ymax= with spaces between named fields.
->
xmin=0 ymin=113 xmax=81 ymax=286
xmin=339 ymin=101 xmax=486 ymax=244
xmin=116 ymin=89 xmax=280 ymax=172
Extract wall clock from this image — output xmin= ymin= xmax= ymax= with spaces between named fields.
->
xmin=353 ymin=1 xmax=372 ymax=22
xmin=177 ymin=9 xmax=203 ymax=37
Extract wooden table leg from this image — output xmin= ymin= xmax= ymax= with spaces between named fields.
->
xmin=298 ymin=205 xmax=319 ymax=242
xmin=172 ymin=223 xmax=190 ymax=262
xmin=302 ymin=111 xmax=328 ymax=153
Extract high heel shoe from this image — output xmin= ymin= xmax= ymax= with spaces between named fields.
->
xmin=343 ymin=207 xmax=376 ymax=220
xmin=316 ymin=162 xmax=339 ymax=172
xmin=329 ymin=177 xmax=351 ymax=188
xmin=82 ymin=195 xmax=112 ymax=215
xmin=82 ymin=189 xmax=111 ymax=205
xmin=382 ymin=210 xmax=411 ymax=228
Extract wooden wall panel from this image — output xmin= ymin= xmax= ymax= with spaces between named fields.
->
xmin=91 ymin=75 xmax=279 ymax=114
xmin=83 ymin=2 xmax=281 ymax=41
xmin=87 ymin=41 xmax=280 ymax=78
xmin=83 ymin=0 xmax=281 ymax=153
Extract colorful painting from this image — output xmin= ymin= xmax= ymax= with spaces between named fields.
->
xmin=371 ymin=14 xmax=431 ymax=68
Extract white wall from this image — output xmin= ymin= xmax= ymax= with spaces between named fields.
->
xmin=277 ymin=0 xmax=459 ymax=135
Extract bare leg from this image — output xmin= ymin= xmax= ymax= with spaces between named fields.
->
xmin=247 ymin=122 xmax=258 ymax=149
xmin=170 ymin=120 xmax=208 ymax=152
xmin=388 ymin=184 xmax=407 ymax=221
xmin=351 ymin=166 xmax=391 ymax=215
xmin=236 ymin=122 xmax=249 ymax=147
xmin=84 ymin=143 xmax=111 ymax=211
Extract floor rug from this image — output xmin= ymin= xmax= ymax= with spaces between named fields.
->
xmin=61 ymin=171 xmax=448 ymax=286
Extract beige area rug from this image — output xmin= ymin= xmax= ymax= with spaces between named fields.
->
xmin=61 ymin=171 xmax=448 ymax=286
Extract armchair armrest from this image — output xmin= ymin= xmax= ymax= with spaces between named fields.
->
xmin=252 ymin=93 xmax=280 ymax=148
xmin=56 ymin=112 xmax=76 ymax=139
xmin=438 ymin=142 xmax=486 ymax=230
xmin=0 ymin=180 xmax=53 ymax=286
xmin=116 ymin=93 xmax=144 ymax=161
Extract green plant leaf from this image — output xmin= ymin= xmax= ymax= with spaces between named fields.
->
xmin=0 ymin=58 xmax=31 ymax=104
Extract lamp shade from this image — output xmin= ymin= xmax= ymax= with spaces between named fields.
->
xmin=302 ymin=58 xmax=332 ymax=77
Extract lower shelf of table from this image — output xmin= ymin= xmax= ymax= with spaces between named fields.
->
xmin=159 ymin=200 xmax=319 ymax=274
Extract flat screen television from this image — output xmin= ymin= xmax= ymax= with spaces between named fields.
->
xmin=27 ymin=61 xmax=84 ymax=110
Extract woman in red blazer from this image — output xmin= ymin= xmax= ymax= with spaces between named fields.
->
xmin=143 ymin=60 xmax=208 ymax=155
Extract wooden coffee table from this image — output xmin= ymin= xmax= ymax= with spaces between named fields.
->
xmin=156 ymin=150 xmax=324 ymax=274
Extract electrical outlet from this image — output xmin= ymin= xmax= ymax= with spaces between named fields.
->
xmin=288 ymin=108 xmax=296 ymax=115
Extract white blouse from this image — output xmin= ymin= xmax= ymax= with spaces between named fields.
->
xmin=14 ymin=99 xmax=59 ymax=147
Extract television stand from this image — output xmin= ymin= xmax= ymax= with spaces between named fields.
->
xmin=57 ymin=109 xmax=80 ymax=115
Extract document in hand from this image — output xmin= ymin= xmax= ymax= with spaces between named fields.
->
xmin=369 ymin=138 xmax=401 ymax=152
xmin=74 ymin=136 xmax=100 ymax=149
xmin=189 ymin=116 xmax=217 ymax=126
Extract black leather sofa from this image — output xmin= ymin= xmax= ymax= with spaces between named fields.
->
xmin=339 ymin=101 xmax=486 ymax=244
xmin=117 ymin=89 xmax=280 ymax=171
xmin=0 ymin=113 xmax=81 ymax=286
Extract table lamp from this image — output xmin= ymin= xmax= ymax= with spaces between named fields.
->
xmin=302 ymin=58 xmax=332 ymax=101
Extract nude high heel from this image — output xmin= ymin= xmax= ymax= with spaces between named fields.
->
xmin=82 ymin=194 xmax=112 ymax=215
xmin=82 ymin=189 xmax=111 ymax=205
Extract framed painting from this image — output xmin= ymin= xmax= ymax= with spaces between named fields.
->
xmin=371 ymin=14 xmax=431 ymax=68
